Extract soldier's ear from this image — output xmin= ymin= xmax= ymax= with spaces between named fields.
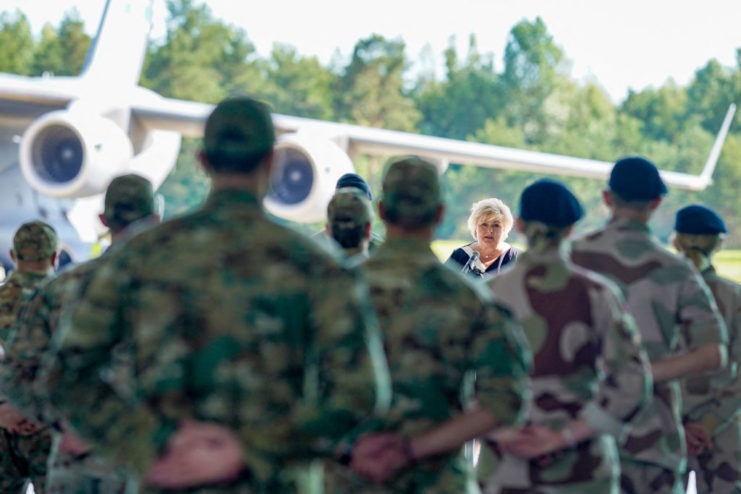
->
xmin=649 ymin=196 xmax=663 ymax=211
xmin=602 ymin=189 xmax=613 ymax=207
xmin=378 ymin=201 xmax=388 ymax=221
xmin=434 ymin=203 xmax=445 ymax=225
xmin=9 ymin=250 xmax=14 ymax=263
xmin=50 ymin=251 xmax=58 ymax=268
xmin=515 ymin=217 xmax=524 ymax=234
xmin=99 ymin=214 xmax=109 ymax=228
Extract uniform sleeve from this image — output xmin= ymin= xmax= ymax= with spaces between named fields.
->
xmin=684 ymin=284 xmax=741 ymax=429
xmin=679 ymin=270 xmax=727 ymax=350
xmin=0 ymin=286 xmax=59 ymax=423
xmin=579 ymin=283 xmax=652 ymax=441
xmin=470 ymin=302 xmax=532 ymax=427
xmin=291 ymin=265 xmax=391 ymax=457
xmin=42 ymin=258 xmax=162 ymax=476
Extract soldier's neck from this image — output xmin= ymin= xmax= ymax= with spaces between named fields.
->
xmin=610 ymin=207 xmax=652 ymax=225
xmin=14 ymin=260 xmax=53 ymax=273
xmin=384 ymin=223 xmax=435 ymax=243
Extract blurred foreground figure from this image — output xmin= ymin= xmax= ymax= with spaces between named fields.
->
xmin=673 ymin=205 xmax=741 ymax=494
xmin=571 ymin=157 xmax=727 ymax=494
xmin=2 ymin=174 xmax=158 ymax=494
xmin=326 ymin=157 xmax=531 ymax=493
xmin=325 ymin=187 xmax=374 ymax=258
xmin=483 ymin=179 xmax=651 ymax=493
xmin=0 ymin=221 xmax=57 ymax=493
xmin=44 ymin=98 xmax=390 ymax=493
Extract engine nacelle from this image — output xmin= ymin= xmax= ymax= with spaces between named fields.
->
xmin=19 ymin=110 xmax=133 ymax=198
xmin=265 ymin=133 xmax=354 ymax=223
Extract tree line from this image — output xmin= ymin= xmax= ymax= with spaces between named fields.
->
xmin=2 ymin=0 xmax=740 ymax=245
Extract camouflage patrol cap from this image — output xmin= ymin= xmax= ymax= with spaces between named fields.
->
xmin=609 ymin=156 xmax=667 ymax=201
xmin=12 ymin=220 xmax=57 ymax=262
xmin=519 ymin=179 xmax=584 ymax=227
xmin=103 ymin=174 xmax=155 ymax=229
xmin=382 ymin=156 xmax=441 ymax=226
xmin=675 ymin=204 xmax=727 ymax=234
xmin=204 ymin=97 xmax=275 ymax=172
xmin=328 ymin=188 xmax=373 ymax=227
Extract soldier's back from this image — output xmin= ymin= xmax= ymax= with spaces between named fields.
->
xmin=53 ymin=189 xmax=384 ymax=494
xmin=356 ymin=237 xmax=529 ymax=493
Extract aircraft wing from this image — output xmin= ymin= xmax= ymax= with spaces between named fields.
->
xmin=131 ymin=96 xmax=737 ymax=192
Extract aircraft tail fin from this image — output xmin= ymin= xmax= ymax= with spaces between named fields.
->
xmin=699 ymin=103 xmax=737 ymax=185
xmin=80 ymin=0 xmax=153 ymax=86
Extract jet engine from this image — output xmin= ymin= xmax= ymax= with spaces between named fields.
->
xmin=19 ymin=109 xmax=133 ymax=198
xmin=265 ymin=132 xmax=354 ymax=223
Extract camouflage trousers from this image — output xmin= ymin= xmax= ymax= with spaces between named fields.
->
xmin=46 ymin=434 xmax=138 ymax=494
xmin=325 ymin=454 xmax=479 ymax=494
xmin=481 ymin=436 xmax=619 ymax=494
xmin=0 ymin=427 xmax=53 ymax=493
xmin=686 ymin=416 xmax=741 ymax=494
xmin=619 ymin=459 xmax=684 ymax=494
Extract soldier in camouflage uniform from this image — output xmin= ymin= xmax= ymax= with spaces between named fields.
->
xmin=671 ymin=205 xmax=741 ymax=493
xmin=314 ymin=173 xmax=384 ymax=251
xmin=328 ymin=157 xmax=532 ymax=494
xmin=1 ymin=174 xmax=158 ymax=494
xmin=571 ymin=157 xmax=728 ymax=494
xmin=482 ymin=179 xmax=652 ymax=494
xmin=0 ymin=220 xmax=57 ymax=493
xmin=43 ymin=97 xmax=391 ymax=493
xmin=325 ymin=187 xmax=374 ymax=258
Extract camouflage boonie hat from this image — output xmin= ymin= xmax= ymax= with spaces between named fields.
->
xmin=103 ymin=174 xmax=155 ymax=227
xmin=382 ymin=156 xmax=441 ymax=226
xmin=13 ymin=220 xmax=57 ymax=262
xmin=328 ymin=188 xmax=373 ymax=228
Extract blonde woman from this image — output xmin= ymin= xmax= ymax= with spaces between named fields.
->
xmin=446 ymin=198 xmax=520 ymax=277
xmin=673 ymin=205 xmax=741 ymax=494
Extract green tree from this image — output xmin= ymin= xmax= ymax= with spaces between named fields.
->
xmin=0 ymin=10 xmax=33 ymax=75
xmin=141 ymin=0 xmax=261 ymax=103
xmin=501 ymin=17 xmax=566 ymax=144
xmin=30 ymin=10 xmax=90 ymax=76
xmin=414 ymin=35 xmax=504 ymax=140
xmin=258 ymin=43 xmax=336 ymax=120
xmin=335 ymin=34 xmax=420 ymax=131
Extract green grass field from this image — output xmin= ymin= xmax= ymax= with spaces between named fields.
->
xmin=431 ymin=239 xmax=741 ymax=283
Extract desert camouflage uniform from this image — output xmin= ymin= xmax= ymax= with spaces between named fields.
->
xmin=681 ymin=265 xmax=741 ymax=493
xmin=43 ymin=189 xmax=390 ymax=494
xmin=326 ymin=236 xmax=532 ymax=494
xmin=0 ymin=266 xmax=55 ymax=492
xmin=483 ymin=247 xmax=651 ymax=493
xmin=571 ymin=217 xmax=727 ymax=493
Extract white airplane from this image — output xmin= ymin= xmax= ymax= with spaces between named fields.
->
xmin=0 ymin=0 xmax=736 ymax=271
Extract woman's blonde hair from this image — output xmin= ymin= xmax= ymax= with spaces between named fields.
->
xmin=467 ymin=198 xmax=514 ymax=240
xmin=673 ymin=232 xmax=723 ymax=272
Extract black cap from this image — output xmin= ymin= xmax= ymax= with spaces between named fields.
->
xmin=519 ymin=179 xmax=584 ymax=227
xmin=609 ymin=157 xmax=668 ymax=201
xmin=336 ymin=173 xmax=372 ymax=200
xmin=675 ymin=205 xmax=727 ymax=234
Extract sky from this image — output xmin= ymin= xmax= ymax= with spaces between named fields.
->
xmin=4 ymin=0 xmax=741 ymax=103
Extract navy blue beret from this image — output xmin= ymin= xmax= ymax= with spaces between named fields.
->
xmin=519 ymin=179 xmax=584 ymax=227
xmin=675 ymin=205 xmax=727 ymax=234
xmin=336 ymin=173 xmax=372 ymax=200
xmin=609 ymin=157 xmax=668 ymax=201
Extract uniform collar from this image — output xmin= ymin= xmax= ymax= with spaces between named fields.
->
xmin=606 ymin=216 xmax=652 ymax=235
